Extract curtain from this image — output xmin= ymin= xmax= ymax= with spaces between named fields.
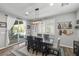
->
xmin=7 ymin=15 xmax=16 ymax=45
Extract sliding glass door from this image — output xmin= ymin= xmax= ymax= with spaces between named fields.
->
xmin=9 ymin=20 xmax=26 ymax=45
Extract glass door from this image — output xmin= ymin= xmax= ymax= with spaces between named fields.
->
xmin=9 ymin=20 xmax=26 ymax=45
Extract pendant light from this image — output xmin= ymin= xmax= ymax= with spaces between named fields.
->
xmin=32 ymin=8 xmax=39 ymax=24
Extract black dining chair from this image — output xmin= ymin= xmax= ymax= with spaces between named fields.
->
xmin=41 ymin=42 xmax=51 ymax=56
xmin=34 ymin=37 xmax=43 ymax=55
xmin=32 ymin=36 xmax=37 ymax=54
xmin=27 ymin=36 xmax=33 ymax=51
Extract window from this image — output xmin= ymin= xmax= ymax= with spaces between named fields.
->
xmin=31 ymin=19 xmax=55 ymax=35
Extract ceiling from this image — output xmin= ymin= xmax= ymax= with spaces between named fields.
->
xmin=0 ymin=3 xmax=79 ymax=20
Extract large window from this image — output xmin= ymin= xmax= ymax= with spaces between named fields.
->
xmin=13 ymin=20 xmax=26 ymax=37
xmin=31 ymin=19 xmax=55 ymax=35
xmin=9 ymin=20 xmax=26 ymax=44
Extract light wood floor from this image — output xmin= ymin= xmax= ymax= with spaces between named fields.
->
xmin=0 ymin=43 xmax=75 ymax=56
xmin=61 ymin=46 xmax=75 ymax=56
xmin=0 ymin=43 xmax=25 ymax=56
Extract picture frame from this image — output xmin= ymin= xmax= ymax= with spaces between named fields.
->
xmin=27 ymin=25 xmax=31 ymax=29
xmin=0 ymin=22 xmax=7 ymax=28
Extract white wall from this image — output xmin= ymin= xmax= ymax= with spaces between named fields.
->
xmin=25 ymin=20 xmax=32 ymax=36
xmin=75 ymin=9 xmax=79 ymax=41
xmin=0 ymin=13 xmax=7 ymax=48
xmin=40 ymin=12 xmax=77 ymax=48
xmin=54 ymin=12 xmax=77 ymax=48
xmin=76 ymin=9 xmax=79 ymax=19
xmin=0 ymin=12 xmax=19 ymax=49
xmin=30 ymin=12 xmax=77 ymax=48
xmin=0 ymin=10 xmax=78 ymax=48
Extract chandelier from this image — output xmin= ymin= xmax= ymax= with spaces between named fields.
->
xmin=32 ymin=8 xmax=40 ymax=24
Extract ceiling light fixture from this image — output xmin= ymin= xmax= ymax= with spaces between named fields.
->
xmin=25 ymin=12 xmax=29 ymax=15
xmin=49 ymin=3 xmax=54 ymax=6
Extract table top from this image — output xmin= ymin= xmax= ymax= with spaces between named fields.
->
xmin=42 ymin=40 xmax=53 ymax=45
xmin=26 ymin=36 xmax=53 ymax=46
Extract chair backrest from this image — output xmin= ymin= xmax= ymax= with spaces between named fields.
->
xmin=35 ymin=37 xmax=43 ymax=42
xmin=27 ymin=36 xmax=33 ymax=44
xmin=52 ymin=37 xmax=61 ymax=49
xmin=35 ymin=37 xmax=43 ymax=48
xmin=27 ymin=36 xmax=33 ymax=40
xmin=57 ymin=38 xmax=61 ymax=48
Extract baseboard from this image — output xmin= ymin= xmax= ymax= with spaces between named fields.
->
xmin=0 ymin=42 xmax=24 ymax=51
xmin=60 ymin=44 xmax=73 ymax=49
xmin=0 ymin=43 xmax=19 ymax=51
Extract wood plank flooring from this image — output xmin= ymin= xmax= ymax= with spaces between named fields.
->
xmin=62 ymin=47 xmax=75 ymax=56
xmin=0 ymin=43 xmax=75 ymax=56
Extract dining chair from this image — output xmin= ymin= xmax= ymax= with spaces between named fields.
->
xmin=48 ymin=38 xmax=61 ymax=56
xmin=27 ymin=36 xmax=33 ymax=51
xmin=35 ymin=37 xmax=43 ymax=55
